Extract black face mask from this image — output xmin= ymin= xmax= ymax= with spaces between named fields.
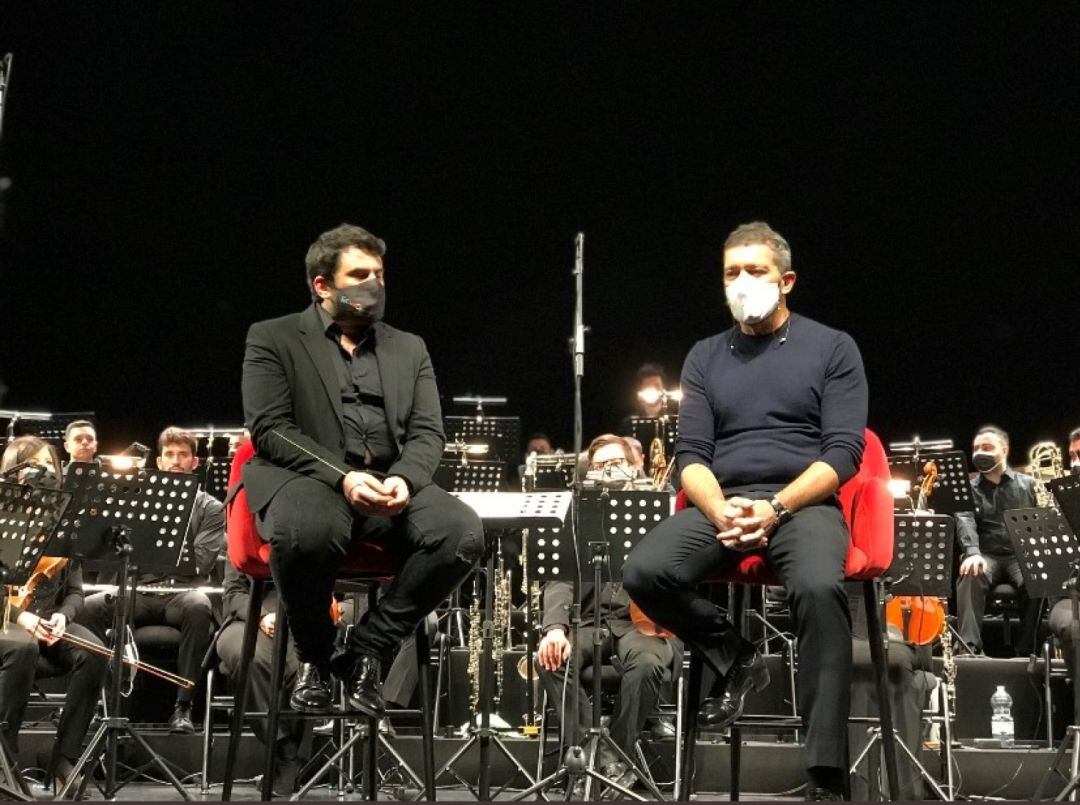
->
xmin=972 ymin=451 xmax=1000 ymax=473
xmin=330 ymin=279 xmax=385 ymax=325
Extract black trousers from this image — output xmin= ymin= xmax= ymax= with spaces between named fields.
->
xmin=257 ymin=477 xmax=483 ymax=670
xmin=0 ymin=622 xmax=108 ymax=759
xmin=216 ymin=621 xmax=304 ymax=751
xmin=537 ymin=624 xmax=674 ymax=759
xmin=624 ymin=497 xmax=851 ymax=770
xmin=80 ymin=590 xmax=214 ymax=704
xmin=1048 ymin=597 xmax=1078 ymax=678
xmin=955 ymin=552 xmax=1040 ymax=655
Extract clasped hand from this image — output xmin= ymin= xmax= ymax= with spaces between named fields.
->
xmin=716 ymin=497 xmax=777 ymax=551
xmin=342 ymin=471 xmax=410 ymax=516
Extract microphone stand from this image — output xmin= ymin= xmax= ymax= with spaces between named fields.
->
xmin=512 ymin=235 xmax=653 ymax=802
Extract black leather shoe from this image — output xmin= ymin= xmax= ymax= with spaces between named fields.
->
xmin=648 ymin=716 xmax=677 ymax=740
xmin=805 ymin=785 xmax=844 ymax=801
xmin=168 ymin=702 xmax=195 ymax=734
xmin=698 ymin=647 xmax=770 ymax=729
xmin=290 ymin=662 xmax=333 ymax=714
xmin=343 ymin=654 xmax=386 ymax=717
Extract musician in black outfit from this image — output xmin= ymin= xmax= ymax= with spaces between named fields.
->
xmin=240 ymin=223 xmax=483 ymax=717
xmin=624 ymin=222 xmax=868 ymax=801
xmin=536 ymin=435 xmax=678 ymax=789
xmin=79 ymin=426 xmax=225 ymax=733
xmin=0 ymin=437 xmax=108 ymax=791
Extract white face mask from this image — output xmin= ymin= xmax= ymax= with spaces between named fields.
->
xmin=725 ymin=271 xmax=781 ymax=325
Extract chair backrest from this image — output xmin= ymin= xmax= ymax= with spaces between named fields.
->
xmin=674 ymin=428 xmax=894 ymax=583
xmin=225 ymin=440 xmax=272 ymax=577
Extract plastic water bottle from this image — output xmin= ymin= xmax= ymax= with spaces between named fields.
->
xmin=991 ymin=685 xmax=1014 ymax=747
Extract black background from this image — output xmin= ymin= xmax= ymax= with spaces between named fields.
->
xmin=1 ymin=4 xmax=1077 ymax=461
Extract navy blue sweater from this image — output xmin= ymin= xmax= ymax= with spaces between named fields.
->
xmin=675 ymin=313 xmax=868 ymax=491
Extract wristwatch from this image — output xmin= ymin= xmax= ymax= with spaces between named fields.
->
xmin=769 ymin=497 xmax=793 ymax=527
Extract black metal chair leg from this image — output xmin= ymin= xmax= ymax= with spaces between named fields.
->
xmin=260 ymin=596 xmax=290 ymax=801
xmin=679 ymin=649 xmax=703 ymax=801
xmin=364 ymin=714 xmax=378 ymax=800
xmin=863 ymin=578 xmax=900 ymax=800
xmin=730 ymin=724 xmax=741 ymax=801
xmin=222 ymin=578 xmax=264 ymax=801
xmin=415 ymin=621 xmax=437 ymax=799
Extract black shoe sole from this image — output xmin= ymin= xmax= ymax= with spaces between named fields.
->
xmin=344 ymin=696 xmax=386 ymax=718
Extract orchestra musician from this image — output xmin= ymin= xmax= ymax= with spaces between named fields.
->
xmin=62 ymin=419 xmax=98 ymax=465
xmin=624 ymin=221 xmax=868 ymax=801
xmin=78 ymin=426 xmax=225 ymax=734
xmin=536 ymin=434 xmax=679 ymax=789
xmin=0 ymin=436 xmax=108 ymax=792
xmin=240 ymin=223 xmax=483 ymax=717
xmin=954 ymin=425 xmax=1039 ymax=656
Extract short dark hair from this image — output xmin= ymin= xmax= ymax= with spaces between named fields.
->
xmin=636 ymin=363 xmax=666 ymax=388
xmin=1069 ymin=427 xmax=1080 ymax=443
xmin=64 ymin=419 xmax=95 ymax=439
xmin=723 ymin=221 xmax=792 ymax=272
xmin=157 ymin=426 xmax=198 ymax=455
xmin=304 ymin=223 xmax=386 ymax=299
xmin=974 ymin=424 xmax=1010 ymax=447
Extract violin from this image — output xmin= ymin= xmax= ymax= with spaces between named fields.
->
xmin=5 ymin=556 xmax=193 ymax=689
xmin=629 ymin=599 xmax=675 ymax=639
xmin=7 ymin=556 xmax=69 ymax=614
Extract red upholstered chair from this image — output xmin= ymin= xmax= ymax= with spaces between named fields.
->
xmin=219 ymin=441 xmax=437 ymax=801
xmin=675 ymin=428 xmax=900 ymax=801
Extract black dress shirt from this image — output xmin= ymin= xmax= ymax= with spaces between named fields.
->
xmin=954 ymin=469 xmax=1037 ymax=558
xmin=318 ymin=305 xmax=397 ymax=471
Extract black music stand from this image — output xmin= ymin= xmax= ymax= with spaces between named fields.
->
xmin=513 ymin=488 xmax=670 ymax=802
xmin=187 ymin=428 xmax=246 ymax=502
xmin=443 ymin=415 xmax=521 ymax=466
xmin=856 ymin=513 xmax=955 ymax=799
xmin=525 ymin=452 xmax=576 ymax=492
xmin=0 ymin=479 xmax=71 ymax=801
xmin=434 ymin=457 xmax=504 ymax=493
xmin=438 ymin=491 xmax=570 ymax=800
xmin=887 ymin=514 xmax=955 ymax=598
xmin=54 ymin=463 xmax=199 ymax=800
xmin=1021 ymin=478 xmax=1080 ymax=800
xmin=1 ymin=410 xmax=95 ymax=450
xmin=887 ymin=450 xmax=974 ymax=516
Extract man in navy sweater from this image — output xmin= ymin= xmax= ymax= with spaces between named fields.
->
xmin=624 ymin=221 xmax=867 ymax=801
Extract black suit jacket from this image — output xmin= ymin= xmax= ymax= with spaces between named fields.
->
xmin=241 ymin=304 xmax=446 ymax=512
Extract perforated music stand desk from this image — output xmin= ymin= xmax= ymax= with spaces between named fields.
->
xmin=435 ymin=458 xmax=504 ymax=493
xmin=443 ymin=416 xmax=521 ymax=465
xmin=1004 ymin=506 xmax=1078 ymax=599
xmin=0 ymin=481 xmax=71 ymax=585
xmin=887 ymin=450 xmax=974 ymax=516
xmin=526 ymin=489 xmax=672 ymax=580
xmin=56 ymin=463 xmax=199 ymax=575
xmin=886 ymin=513 xmax=955 ymax=597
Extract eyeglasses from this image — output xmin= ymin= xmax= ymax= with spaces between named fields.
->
xmin=589 ymin=458 xmax=633 ymax=475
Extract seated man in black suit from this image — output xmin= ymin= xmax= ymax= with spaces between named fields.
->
xmin=241 ymin=223 xmax=483 ymax=717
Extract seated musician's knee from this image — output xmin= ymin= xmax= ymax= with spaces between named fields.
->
xmin=1 ymin=634 xmax=40 ymax=669
xmin=619 ymin=649 xmax=666 ymax=683
xmin=444 ymin=499 xmax=484 ymax=565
